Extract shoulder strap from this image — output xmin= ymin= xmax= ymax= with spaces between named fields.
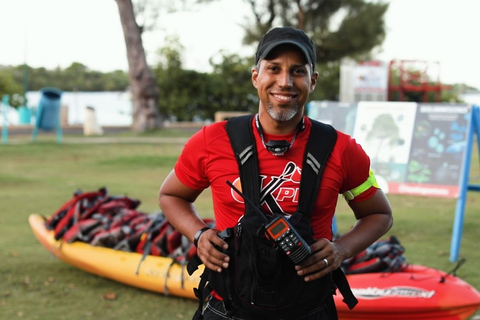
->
xmin=225 ymin=115 xmax=261 ymax=210
xmin=297 ymin=119 xmax=337 ymax=217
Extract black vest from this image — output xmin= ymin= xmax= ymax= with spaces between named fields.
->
xmin=188 ymin=116 xmax=357 ymax=320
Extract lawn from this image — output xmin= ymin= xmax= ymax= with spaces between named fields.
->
xmin=1 ymin=131 xmax=479 ymax=319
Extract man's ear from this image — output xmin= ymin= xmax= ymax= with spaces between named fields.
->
xmin=310 ymin=71 xmax=319 ymax=93
xmin=251 ymin=67 xmax=259 ymax=88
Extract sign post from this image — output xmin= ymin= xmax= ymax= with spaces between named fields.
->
xmin=450 ymin=105 xmax=480 ymax=262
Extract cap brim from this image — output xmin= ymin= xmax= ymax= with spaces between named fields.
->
xmin=258 ymin=40 xmax=312 ymax=66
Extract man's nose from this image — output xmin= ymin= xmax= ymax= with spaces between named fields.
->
xmin=277 ymin=72 xmax=293 ymax=87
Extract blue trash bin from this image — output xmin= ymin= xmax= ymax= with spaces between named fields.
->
xmin=36 ymin=87 xmax=62 ymax=130
xmin=32 ymin=87 xmax=63 ymax=142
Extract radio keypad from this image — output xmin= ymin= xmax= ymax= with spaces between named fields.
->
xmin=279 ymin=229 xmax=300 ymax=252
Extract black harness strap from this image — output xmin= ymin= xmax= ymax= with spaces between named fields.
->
xmin=297 ymin=117 xmax=337 ymax=218
xmin=225 ymin=115 xmax=261 ymax=212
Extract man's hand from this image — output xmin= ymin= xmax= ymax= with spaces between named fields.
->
xmin=295 ymin=189 xmax=393 ymax=282
xmin=196 ymin=228 xmax=230 ymax=273
xmin=295 ymin=238 xmax=344 ymax=282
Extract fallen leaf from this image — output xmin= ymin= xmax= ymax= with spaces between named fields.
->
xmin=101 ymin=292 xmax=117 ymax=301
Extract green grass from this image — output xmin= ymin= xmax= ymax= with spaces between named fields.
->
xmin=1 ymin=133 xmax=479 ymax=319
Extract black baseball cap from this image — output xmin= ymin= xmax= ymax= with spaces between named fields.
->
xmin=255 ymin=26 xmax=316 ymax=70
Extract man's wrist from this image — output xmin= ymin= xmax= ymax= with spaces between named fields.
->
xmin=193 ymin=227 xmax=210 ymax=247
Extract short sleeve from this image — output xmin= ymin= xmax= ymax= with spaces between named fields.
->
xmin=174 ymin=127 xmax=211 ymax=190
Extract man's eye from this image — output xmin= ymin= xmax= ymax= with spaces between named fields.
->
xmin=294 ymin=68 xmax=307 ymax=74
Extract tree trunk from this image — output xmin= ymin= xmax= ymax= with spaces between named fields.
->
xmin=115 ymin=0 xmax=162 ymax=132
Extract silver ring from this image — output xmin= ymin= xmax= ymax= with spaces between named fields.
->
xmin=323 ymin=258 xmax=329 ymax=267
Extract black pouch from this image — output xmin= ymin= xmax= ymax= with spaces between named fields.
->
xmin=208 ymin=220 xmax=330 ymax=320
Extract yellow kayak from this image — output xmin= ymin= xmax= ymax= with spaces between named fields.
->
xmin=28 ymin=213 xmax=202 ymax=299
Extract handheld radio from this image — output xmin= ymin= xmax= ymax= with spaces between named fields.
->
xmin=227 ymin=181 xmax=311 ymax=264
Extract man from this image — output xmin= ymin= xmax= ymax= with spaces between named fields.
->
xmin=159 ymin=26 xmax=393 ymax=319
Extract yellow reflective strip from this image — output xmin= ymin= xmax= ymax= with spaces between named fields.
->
xmin=343 ymin=169 xmax=379 ymax=201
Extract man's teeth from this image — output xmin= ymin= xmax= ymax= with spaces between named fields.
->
xmin=274 ymin=94 xmax=293 ymax=101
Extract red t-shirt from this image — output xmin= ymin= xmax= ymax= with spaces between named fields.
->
xmin=174 ymin=116 xmax=375 ymax=240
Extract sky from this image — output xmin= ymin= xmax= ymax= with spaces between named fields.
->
xmin=1 ymin=0 xmax=480 ymax=90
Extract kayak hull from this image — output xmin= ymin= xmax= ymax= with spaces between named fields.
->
xmin=29 ymin=213 xmax=202 ymax=299
xmin=336 ymin=264 xmax=480 ymax=320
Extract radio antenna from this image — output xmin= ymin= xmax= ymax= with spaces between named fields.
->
xmin=226 ymin=180 xmax=268 ymax=222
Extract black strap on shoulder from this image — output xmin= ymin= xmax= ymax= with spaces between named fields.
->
xmin=297 ymin=119 xmax=337 ymax=217
xmin=225 ymin=115 xmax=261 ymax=212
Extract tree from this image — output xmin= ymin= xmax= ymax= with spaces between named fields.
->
xmin=115 ymin=0 xmax=162 ymax=132
xmin=208 ymin=53 xmax=258 ymax=114
xmin=153 ymin=37 xmax=256 ymax=121
xmin=241 ymin=0 xmax=389 ymax=64
xmin=5 ymin=64 xmax=129 ymax=92
xmin=0 ymin=69 xmax=23 ymax=108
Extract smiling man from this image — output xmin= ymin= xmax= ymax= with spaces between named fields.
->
xmin=159 ymin=27 xmax=393 ymax=320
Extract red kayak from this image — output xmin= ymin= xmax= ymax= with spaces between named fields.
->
xmin=335 ymin=264 xmax=480 ymax=320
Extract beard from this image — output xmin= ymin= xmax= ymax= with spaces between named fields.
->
xmin=266 ymin=102 xmax=299 ymax=122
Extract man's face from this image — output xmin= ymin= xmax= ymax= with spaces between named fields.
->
xmin=252 ymin=45 xmax=318 ymax=123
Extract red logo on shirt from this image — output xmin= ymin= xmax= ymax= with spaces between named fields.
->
xmin=230 ymin=162 xmax=301 ymax=215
